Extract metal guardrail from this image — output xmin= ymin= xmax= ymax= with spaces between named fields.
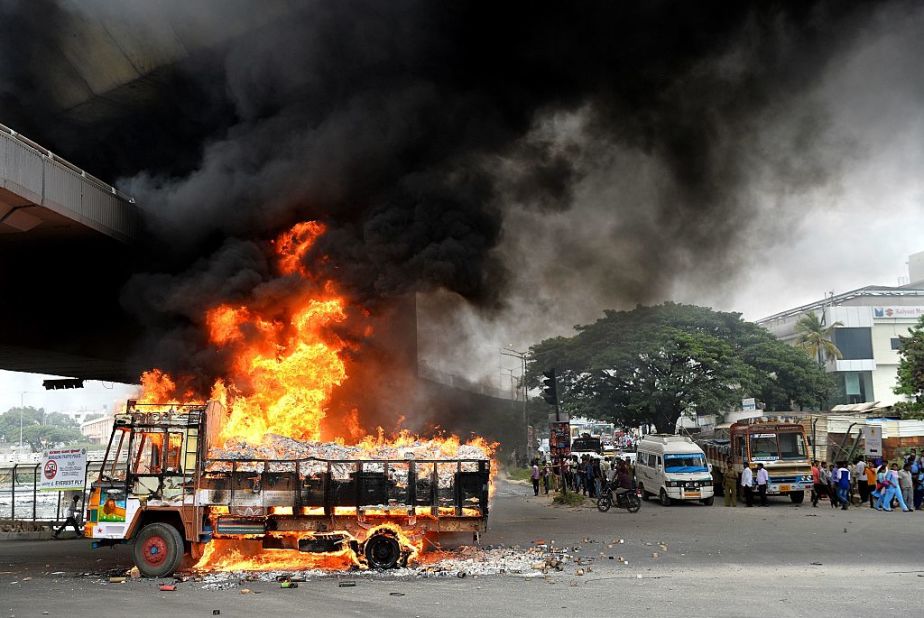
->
xmin=0 ymin=460 xmax=105 ymax=524
xmin=0 ymin=122 xmax=138 ymax=242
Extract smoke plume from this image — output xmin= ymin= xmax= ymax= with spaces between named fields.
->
xmin=2 ymin=0 xmax=919 ymax=402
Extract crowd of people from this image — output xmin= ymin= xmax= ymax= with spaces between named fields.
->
xmin=808 ymin=450 xmax=924 ymax=512
xmin=529 ymin=454 xmax=635 ymax=497
xmin=527 ymin=448 xmax=924 ymax=514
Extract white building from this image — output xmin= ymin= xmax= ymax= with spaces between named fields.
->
xmin=80 ymin=414 xmax=114 ymax=445
xmin=759 ymin=285 xmax=924 ymax=407
xmin=909 ymin=250 xmax=924 ymax=287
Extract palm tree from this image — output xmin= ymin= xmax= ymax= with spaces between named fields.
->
xmin=795 ymin=312 xmax=842 ymax=366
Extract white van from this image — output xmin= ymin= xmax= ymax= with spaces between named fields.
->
xmin=635 ymin=435 xmax=714 ymax=506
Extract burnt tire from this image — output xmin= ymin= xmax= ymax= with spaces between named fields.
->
xmin=133 ymin=522 xmax=184 ymax=578
xmin=364 ymin=532 xmax=402 ymax=570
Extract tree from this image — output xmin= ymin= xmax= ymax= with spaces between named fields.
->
xmin=0 ymin=407 xmax=83 ymax=448
xmin=528 ymin=303 xmax=835 ymax=431
xmin=795 ymin=312 xmax=842 ymax=366
xmin=21 ymin=425 xmax=83 ymax=452
xmin=894 ymin=315 xmax=924 ymax=412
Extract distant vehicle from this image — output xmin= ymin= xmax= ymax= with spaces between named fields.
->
xmin=570 ymin=435 xmax=602 ymax=459
xmin=698 ymin=420 xmax=813 ymax=504
xmin=635 ymin=434 xmax=714 ymax=506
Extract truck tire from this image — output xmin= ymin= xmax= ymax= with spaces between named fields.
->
xmin=659 ymin=488 xmax=672 ymax=506
xmin=789 ymin=491 xmax=805 ymax=504
xmin=701 ymin=496 xmax=715 ymax=506
xmin=133 ymin=522 xmax=184 ymax=578
xmin=364 ymin=532 xmax=402 ymax=570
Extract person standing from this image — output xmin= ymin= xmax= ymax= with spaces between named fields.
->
xmin=723 ymin=459 xmax=737 ymax=507
xmin=623 ymin=456 xmax=636 ymax=489
xmin=600 ymin=456 xmax=612 ymax=483
xmin=873 ymin=464 xmax=888 ymax=510
xmin=827 ymin=462 xmax=841 ymax=508
xmin=811 ymin=460 xmax=825 ymax=507
xmin=541 ymin=459 xmax=552 ymax=494
xmin=53 ymin=494 xmax=83 ymax=539
xmin=584 ymin=456 xmax=597 ymax=498
xmin=914 ymin=466 xmax=924 ymax=511
xmin=865 ymin=461 xmax=878 ymax=508
xmin=836 ymin=462 xmax=850 ymax=510
xmin=591 ymin=457 xmax=603 ymax=498
xmin=898 ymin=463 xmax=913 ymax=509
xmin=880 ymin=464 xmax=911 ymax=512
xmin=756 ymin=463 xmax=769 ymax=507
xmin=530 ymin=459 xmax=541 ymax=496
xmin=741 ymin=462 xmax=754 ymax=507
xmin=854 ymin=458 xmax=868 ymax=505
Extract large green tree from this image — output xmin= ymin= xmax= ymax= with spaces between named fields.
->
xmin=0 ymin=407 xmax=82 ymax=449
xmin=528 ymin=303 xmax=834 ymax=431
xmin=894 ymin=315 xmax=924 ymax=413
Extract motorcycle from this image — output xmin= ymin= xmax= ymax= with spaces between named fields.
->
xmin=596 ymin=481 xmax=641 ymax=513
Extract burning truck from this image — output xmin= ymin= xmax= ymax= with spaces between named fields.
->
xmin=84 ymin=399 xmax=492 ymax=577
xmin=81 ymin=222 xmax=496 ymax=577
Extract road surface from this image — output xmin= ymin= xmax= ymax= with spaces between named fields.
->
xmin=2 ymin=482 xmax=921 ymax=617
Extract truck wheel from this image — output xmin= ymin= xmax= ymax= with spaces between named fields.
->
xmin=659 ymin=488 xmax=672 ymax=506
xmin=364 ymin=532 xmax=402 ymax=570
xmin=133 ymin=522 xmax=184 ymax=578
xmin=789 ymin=491 xmax=805 ymax=504
xmin=702 ymin=496 xmax=715 ymax=506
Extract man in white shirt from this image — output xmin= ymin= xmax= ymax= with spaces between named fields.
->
xmin=756 ymin=463 xmax=770 ymax=507
xmin=741 ymin=462 xmax=754 ymax=507
xmin=854 ymin=458 xmax=868 ymax=504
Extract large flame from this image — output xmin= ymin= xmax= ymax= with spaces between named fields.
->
xmin=136 ymin=220 xmax=496 ymax=572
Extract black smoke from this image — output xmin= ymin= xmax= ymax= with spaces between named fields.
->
xmin=0 ymin=0 xmax=903 ymax=390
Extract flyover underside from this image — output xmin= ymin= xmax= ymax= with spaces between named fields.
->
xmin=0 ymin=233 xmax=143 ymax=384
xmin=0 ymin=344 xmax=133 ymax=384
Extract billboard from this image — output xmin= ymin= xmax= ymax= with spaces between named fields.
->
xmin=39 ymin=448 xmax=87 ymax=492
xmin=549 ymin=421 xmax=571 ymax=462
xmin=863 ymin=426 xmax=882 ymax=458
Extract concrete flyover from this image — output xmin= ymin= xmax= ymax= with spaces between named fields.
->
xmin=0 ymin=123 xmax=137 ymax=243
xmin=0 ymin=125 xmax=143 ymax=384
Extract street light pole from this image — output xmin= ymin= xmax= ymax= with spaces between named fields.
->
xmin=19 ymin=391 xmax=28 ymax=456
xmin=501 ymin=347 xmax=529 ymax=462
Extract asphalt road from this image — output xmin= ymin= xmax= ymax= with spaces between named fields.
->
xmin=2 ymin=482 xmax=923 ymax=617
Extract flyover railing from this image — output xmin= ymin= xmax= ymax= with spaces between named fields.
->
xmin=0 ymin=122 xmax=138 ymax=242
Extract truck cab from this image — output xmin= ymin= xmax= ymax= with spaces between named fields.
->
xmin=699 ymin=420 xmax=813 ymax=503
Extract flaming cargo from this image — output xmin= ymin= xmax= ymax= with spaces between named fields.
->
xmin=84 ymin=400 xmax=492 ymax=577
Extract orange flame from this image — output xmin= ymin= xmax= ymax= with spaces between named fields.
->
xmin=136 ymin=220 xmax=498 ymax=572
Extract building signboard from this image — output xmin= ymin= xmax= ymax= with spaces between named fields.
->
xmin=872 ymin=306 xmax=924 ymax=319
xmin=742 ymin=398 xmax=757 ymax=412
